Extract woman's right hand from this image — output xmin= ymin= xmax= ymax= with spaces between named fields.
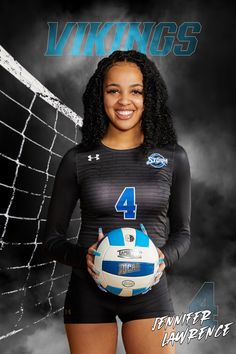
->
xmin=86 ymin=227 xmax=105 ymax=280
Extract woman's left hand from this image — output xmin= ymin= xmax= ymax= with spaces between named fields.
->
xmin=140 ymin=223 xmax=166 ymax=285
xmin=154 ymin=248 xmax=166 ymax=285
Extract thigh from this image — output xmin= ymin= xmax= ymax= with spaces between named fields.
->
xmin=121 ymin=318 xmax=176 ymax=354
xmin=65 ymin=323 xmax=118 ymax=354
xmin=118 ymin=271 xmax=175 ymax=323
xmin=64 ymin=270 xmax=118 ymax=323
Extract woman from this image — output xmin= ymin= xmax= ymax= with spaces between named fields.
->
xmin=43 ymin=50 xmax=191 ymax=354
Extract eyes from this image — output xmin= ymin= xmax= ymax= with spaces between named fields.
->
xmin=106 ymin=89 xmax=143 ymax=96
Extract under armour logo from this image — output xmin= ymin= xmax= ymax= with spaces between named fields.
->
xmin=88 ymin=154 xmax=100 ymax=161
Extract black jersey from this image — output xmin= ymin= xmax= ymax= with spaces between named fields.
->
xmin=43 ymin=142 xmax=191 ymax=270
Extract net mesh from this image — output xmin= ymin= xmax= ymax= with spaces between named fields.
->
xmin=0 ymin=45 xmax=83 ymax=340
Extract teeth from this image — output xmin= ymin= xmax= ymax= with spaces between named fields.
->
xmin=116 ymin=111 xmax=133 ymax=116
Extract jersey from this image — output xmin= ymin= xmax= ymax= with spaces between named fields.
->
xmin=43 ymin=141 xmax=191 ymax=270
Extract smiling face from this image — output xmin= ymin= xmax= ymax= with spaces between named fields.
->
xmin=103 ymin=61 xmax=144 ymax=134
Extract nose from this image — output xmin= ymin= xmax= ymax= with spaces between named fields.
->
xmin=117 ymin=92 xmax=131 ymax=105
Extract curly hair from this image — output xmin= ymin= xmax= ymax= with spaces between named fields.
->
xmin=80 ymin=50 xmax=177 ymax=155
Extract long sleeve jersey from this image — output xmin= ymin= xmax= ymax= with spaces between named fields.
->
xmin=43 ymin=142 xmax=191 ymax=269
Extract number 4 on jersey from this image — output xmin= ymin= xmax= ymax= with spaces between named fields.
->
xmin=115 ymin=187 xmax=137 ymax=219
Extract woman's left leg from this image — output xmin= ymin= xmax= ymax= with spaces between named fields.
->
xmin=121 ymin=318 xmax=176 ymax=354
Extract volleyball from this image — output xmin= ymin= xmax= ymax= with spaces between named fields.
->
xmin=93 ymin=227 xmax=159 ymax=297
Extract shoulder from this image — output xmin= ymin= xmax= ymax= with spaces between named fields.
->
xmin=174 ymin=144 xmax=190 ymax=165
xmin=154 ymin=143 xmax=189 ymax=163
xmin=60 ymin=143 xmax=99 ymax=170
xmin=52 ymin=146 xmax=79 ymax=181
xmin=61 ymin=145 xmax=78 ymax=162
xmin=172 ymin=144 xmax=191 ymax=180
xmin=58 ymin=146 xmax=79 ymax=173
xmin=62 ymin=143 xmax=91 ymax=160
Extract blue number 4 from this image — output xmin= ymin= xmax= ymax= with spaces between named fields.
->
xmin=115 ymin=187 xmax=137 ymax=219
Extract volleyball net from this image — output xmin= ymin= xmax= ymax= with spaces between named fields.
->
xmin=0 ymin=45 xmax=83 ymax=340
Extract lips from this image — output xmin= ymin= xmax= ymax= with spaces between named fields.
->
xmin=115 ymin=110 xmax=134 ymax=120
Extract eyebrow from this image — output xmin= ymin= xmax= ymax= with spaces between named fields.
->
xmin=105 ymin=83 xmax=143 ymax=88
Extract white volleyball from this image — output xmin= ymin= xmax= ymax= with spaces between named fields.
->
xmin=93 ymin=227 xmax=159 ymax=297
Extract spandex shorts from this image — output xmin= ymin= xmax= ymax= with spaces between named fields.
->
xmin=64 ymin=268 xmax=175 ymax=324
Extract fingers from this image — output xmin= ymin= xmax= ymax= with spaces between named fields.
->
xmin=86 ymin=247 xmax=100 ymax=280
xmin=87 ymin=265 xmax=99 ymax=281
xmin=158 ymin=255 xmax=165 ymax=275
xmin=86 ymin=253 xmax=100 ymax=279
xmin=87 ymin=247 xmax=101 ymax=256
xmin=153 ymin=270 xmax=163 ymax=285
xmin=158 ymin=262 xmax=165 ymax=272
xmin=153 ymin=248 xmax=166 ymax=285
xmin=157 ymin=248 xmax=166 ymax=270
xmin=98 ymin=226 xmax=105 ymax=241
xmin=153 ymin=278 xmax=160 ymax=286
xmin=140 ymin=223 xmax=148 ymax=235
xmin=86 ymin=227 xmax=105 ymax=281
xmin=158 ymin=257 xmax=165 ymax=273
xmin=157 ymin=247 xmax=165 ymax=259
xmin=154 ymin=260 xmax=165 ymax=284
xmin=138 ymin=229 xmax=165 ymax=286
xmin=87 ymin=227 xmax=105 ymax=255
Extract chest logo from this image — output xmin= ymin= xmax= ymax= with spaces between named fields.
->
xmin=146 ymin=153 xmax=168 ymax=169
xmin=88 ymin=154 xmax=100 ymax=161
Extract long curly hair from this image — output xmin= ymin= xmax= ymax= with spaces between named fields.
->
xmin=80 ymin=50 xmax=177 ymax=155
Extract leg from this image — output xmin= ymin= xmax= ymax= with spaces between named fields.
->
xmin=122 ymin=318 xmax=176 ymax=354
xmin=65 ymin=322 xmax=118 ymax=354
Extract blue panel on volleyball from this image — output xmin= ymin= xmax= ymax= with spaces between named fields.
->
xmin=105 ymin=285 xmax=123 ymax=295
xmin=132 ymin=288 xmax=148 ymax=296
xmin=102 ymin=261 xmax=154 ymax=276
xmin=107 ymin=229 xmax=125 ymax=246
xmin=135 ymin=230 xmax=149 ymax=247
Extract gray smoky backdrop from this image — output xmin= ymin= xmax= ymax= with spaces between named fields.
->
xmin=0 ymin=0 xmax=235 ymax=353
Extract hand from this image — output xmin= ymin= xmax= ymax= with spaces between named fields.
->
xmin=140 ymin=223 xmax=165 ymax=285
xmin=153 ymin=248 xmax=166 ymax=285
xmin=86 ymin=227 xmax=105 ymax=280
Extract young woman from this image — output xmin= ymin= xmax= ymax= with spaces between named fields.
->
xmin=43 ymin=50 xmax=191 ymax=354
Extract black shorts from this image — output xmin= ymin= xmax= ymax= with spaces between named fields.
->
xmin=64 ymin=269 xmax=175 ymax=324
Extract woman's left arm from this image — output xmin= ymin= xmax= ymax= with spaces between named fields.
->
xmin=159 ymin=144 xmax=191 ymax=268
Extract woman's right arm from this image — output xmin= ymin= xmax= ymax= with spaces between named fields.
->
xmin=43 ymin=146 xmax=87 ymax=268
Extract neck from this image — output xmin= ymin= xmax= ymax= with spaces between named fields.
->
xmin=101 ymin=126 xmax=144 ymax=149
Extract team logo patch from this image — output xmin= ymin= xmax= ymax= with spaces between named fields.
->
xmin=146 ymin=153 xmax=168 ymax=169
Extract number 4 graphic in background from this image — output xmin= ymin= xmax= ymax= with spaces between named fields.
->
xmin=188 ymin=282 xmax=218 ymax=328
xmin=115 ymin=187 xmax=137 ymax=219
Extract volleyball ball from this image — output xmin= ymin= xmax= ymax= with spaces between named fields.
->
xmin=93 ymin=227 xmax=159 ymax=297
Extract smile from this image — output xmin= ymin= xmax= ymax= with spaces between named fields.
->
xmin=115 ymin=110 xmax=134 ymax=120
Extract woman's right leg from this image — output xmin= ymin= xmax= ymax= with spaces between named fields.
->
xmin=65 ymin=322 xmax=118 ymax=354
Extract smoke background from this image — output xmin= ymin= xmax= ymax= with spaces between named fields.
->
xmin=0 ymin=0 xmax=235 ymax=353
